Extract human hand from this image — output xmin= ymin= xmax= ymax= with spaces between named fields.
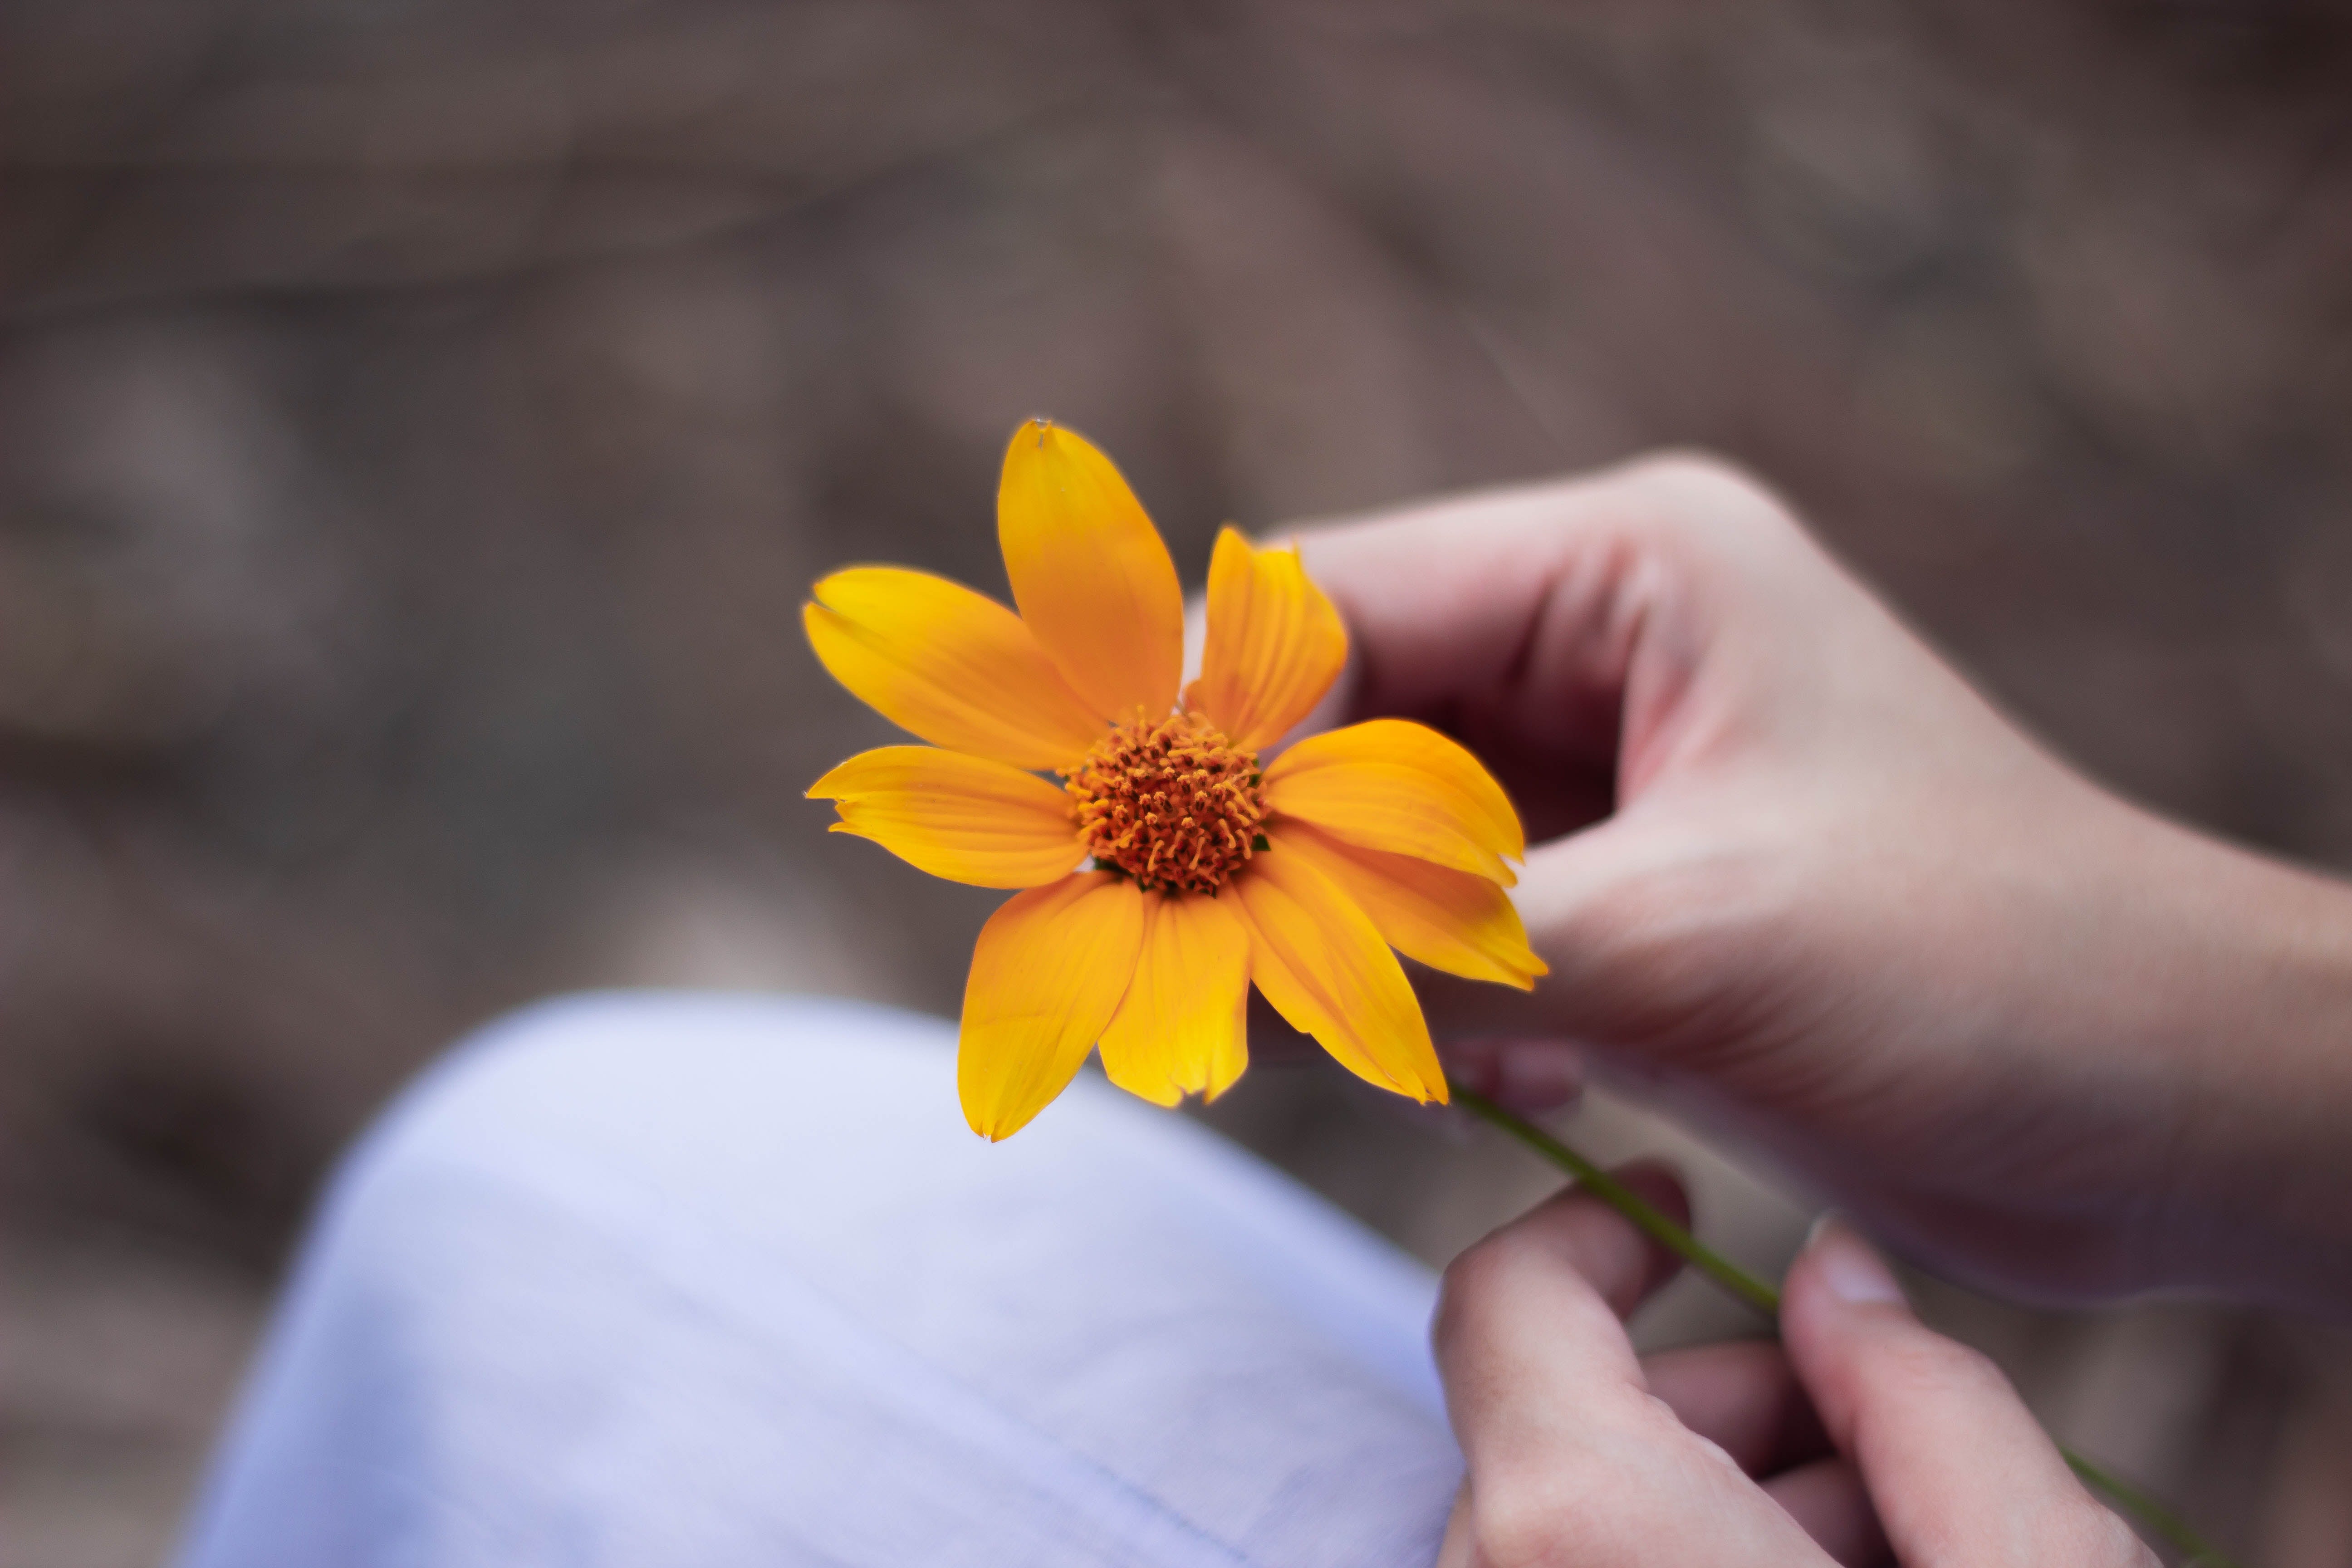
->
xmin=1434 ymin=1171 xmax=2154 ymax=1568
xmin=1298 ymin=455 xmax=2352 ymax=1309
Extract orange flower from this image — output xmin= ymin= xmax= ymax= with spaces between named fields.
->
xmin=807 ymin=420 xmax=1545 ymax=1139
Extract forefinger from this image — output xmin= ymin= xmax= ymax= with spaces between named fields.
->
xmin=1288 ymin=460 xmax=1785 ymax=844
xmin=1295 ymin=455 xmax=1791 ymax=719
xmin=1431 ymin=1164 xmax=1689 ymax=1467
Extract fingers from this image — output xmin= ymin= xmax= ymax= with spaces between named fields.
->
xmin=1433 ymin=1163 xmax=1692 ymax=1466
xmin=1645 ymin=1340 xmax=1886 ymax=1566
xmin=1781 ymin=1220 xmax=2157 ymax=1568
xmin=1641 ymin=1340 xmax=1827 ymax=1475
xmin=1296 ymin=452 xmax=1803 ymax=728
xmin=1295 ymin=454 xmax=1819 ymax=843
xmin=1288 ymin=453 xmax=1874 ymax=1054
xmin=1764 ymin=1460 xmax=1889 ymax=1568
xmin=1434 ymin=1164 xmax=1836 ymax=1567
xmin=1440 ymin=1036 xmax=1586 ymax=1111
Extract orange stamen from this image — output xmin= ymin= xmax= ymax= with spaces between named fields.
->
xmin=1062 ymin=713 xmax=1265 ymax=895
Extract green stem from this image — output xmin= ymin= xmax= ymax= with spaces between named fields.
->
xmin=1452 ymin=1083 xmax=1782 ymax=1317
xmin=1449 ymin=1081 xmax=2242 ymax=1568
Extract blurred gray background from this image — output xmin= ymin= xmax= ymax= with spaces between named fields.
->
xmin=5 ymin=2 xmax=2352 ymax=1563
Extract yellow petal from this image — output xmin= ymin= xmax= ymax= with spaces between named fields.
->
xmin=1262 ymin=718 xmax=1526 ymax=887
xmin=805 ymin=568 xmax=1104 ymax=770
xmin=1098 ymin=892 xmax=1252 ymax=1106
xmin=998 ymin=420 xmax=1184 ymax=723
xmin=959 ymin=872 xmax=1146 ymax=1140
xmin=1205 ymin=986 xmax=1248 ymax=1100
xmin=1229 ymin=846 xmax=1447 ymax=1103
xmin=1188 ymin=528 xmax=1349 ymax=751
xmin=1270 ymin=821 xmax=1546 ymax=990
xmin=809 ymin=746 xmax=1083 ymax=889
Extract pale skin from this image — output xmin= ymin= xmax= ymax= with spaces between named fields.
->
xmin=1279 ymin=455 xmax=2352 ymax=1563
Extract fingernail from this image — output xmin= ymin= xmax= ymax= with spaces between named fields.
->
xmin=1495 ymin=1042 xmax=1583 ymax=1110
xmin=1805 ymin=1214 xmax=1906 ymax=1306
xmin=1437 ymin=1039 xmax=1502 ymax=1098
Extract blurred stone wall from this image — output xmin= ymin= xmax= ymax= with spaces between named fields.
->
xmin=4 ymin=2 xmax=2351 ymax=1563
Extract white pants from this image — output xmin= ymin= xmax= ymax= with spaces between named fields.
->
xmin=176 ymin=995 xmax=1462 ymax=1567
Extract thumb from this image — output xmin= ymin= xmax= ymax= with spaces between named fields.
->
xmin=1411 ymin=806 xmax=1701 ymax=1047
xmin=1779 ymin=1219 xmax=2155 ymax=1568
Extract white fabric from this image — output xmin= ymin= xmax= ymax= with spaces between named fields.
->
xmin=177 ymin=994 xmax=1461 ymax=1567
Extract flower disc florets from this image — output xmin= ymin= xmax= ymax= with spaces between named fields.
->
xmin=1063 ymin=712 xmax=1265 ymax=895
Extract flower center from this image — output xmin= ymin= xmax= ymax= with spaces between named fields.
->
xmin=1062 ymin=712 xmax=1265 ymax=895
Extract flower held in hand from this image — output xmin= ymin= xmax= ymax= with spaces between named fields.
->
xmin=808 ymin=419 xmax=1544 ymax=1138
